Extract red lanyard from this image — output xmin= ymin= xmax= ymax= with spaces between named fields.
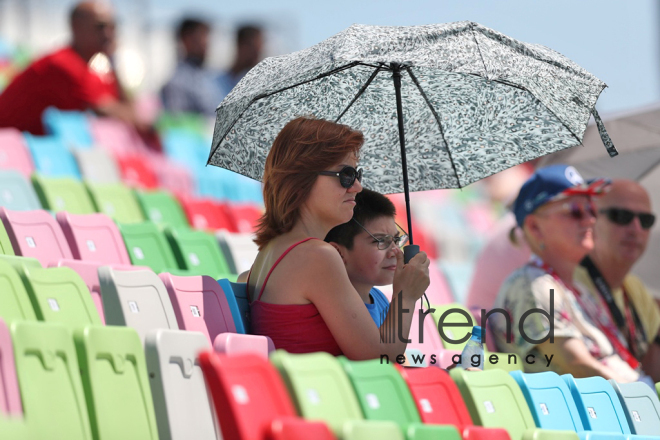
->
xmin=530 ymin=260 xmax=640 ymax=371
xmin=621 ymin=288 xmax=639 ymax=357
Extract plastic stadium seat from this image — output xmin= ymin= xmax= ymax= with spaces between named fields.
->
xmin=341 ymin=420 xmax=404 ymax=440
xmin=0 ymin=318 xmax=22 ymax=416
xmin=118 ymin=221 xmax=179 ymax=273
xmin=90 ymin=117 xmax=144 ymax=156
xmin=99 ymin=267 xmax=179 ymax=342
xmin=404 ymin=307 xmax=446 ymax=367
xmin=216 ymin=231 xmax=258 ymax=274
xmin=213 ymin=333 xmax=274 ymax=358
xmin=0 ymin=128 xmax=34 ymax=178
xmin=196 ymin=166 xmax=242 ymax=201
xmin=56 ymin=212 xmax=130 ymax=264
xmin=0 ymin=220 xmax=13 ymax=255
xmin=144 ymin=329 xmax=218 ymax=440
xmin=86 ymin=182 xmax=145 ymax=224
xmin=72 ymin=147 xmax=121 ymax=183
xmin=339 ymin=358 xmax=461 ymax=439
xmin=42 ymin=107 xmax=93 ymax=149
xmin=11 ymin=320 xmax=93 ymax=439
xmin=149 ymin=154 xmax=195 ymax=199
xmin=0 ymin=170 xmax=42 ymax=211
xmin=609 ymin=380 xmax=660 ymax=436
xmin=397 ymin=365 xmax=510 ymax=440
xmin=162 ymin=128 xmax=208 ymax=172
xmin=24 ymin=134 xmax=81 ymax=178
xmin=0 ymin=256 xmax=39 ymax=322
xmin=227 ymin=204 xmax=263 ymax=234
xmin=165 ymin=227 xmax=234 ymax=278
xmin=74 ymin=325 xmax=159 ymax=440
xmin=32 ymin=175 xmax=96 ymax=214
xmin=159 ymin=273 xmax=236 ymax=343
xmin=117 ymin=154 xmax=159 ymax=189
xmin=451 ymin=368 xmax=579 ymax=440
xmin=0 ymin=208 xmax=73 ymax=266
xmin=217 ymin=279 xmax=249 ymax=334
xmin=267 ymin=417 xmax=337 ymax=440
xmin=179 ymin=196 xmax=237 ymax=231
xmin=199 ymin=351 xmax=329 ymax=440
xmin=135 ymin=190 xmax=189 ymax=229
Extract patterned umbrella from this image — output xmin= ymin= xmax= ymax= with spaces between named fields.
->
xmin=208 ymin=21 xmax=617 ymax=245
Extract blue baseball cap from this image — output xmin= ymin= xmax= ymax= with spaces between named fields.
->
xmin=513 ymin=164 xmax=608 ymax=227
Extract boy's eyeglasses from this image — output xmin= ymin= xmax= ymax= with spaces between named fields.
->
xmin=352 ymin=218 xmax=409 ymax=250
xmin=319 ymin=166 xmax=363 ymax=189
xmin=599 ymin=207 xmax=656 ymax=230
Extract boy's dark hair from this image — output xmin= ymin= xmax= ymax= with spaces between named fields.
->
xmin=325 ymin=188 xmax=396 ymax=250
xmin=177 ymin=18 xmax=210 ymax=40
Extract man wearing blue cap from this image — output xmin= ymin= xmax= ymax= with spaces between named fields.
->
xmin=489 ymin=165 xmax=642 ymax=382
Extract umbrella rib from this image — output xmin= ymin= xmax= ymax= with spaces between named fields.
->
xmin=334 ymin=66 xmax=384 ymax=123
xmin=470 ymin=22 xmax=489 ymax=79
xmin=405 ymin=66 xmax=463 ymax=189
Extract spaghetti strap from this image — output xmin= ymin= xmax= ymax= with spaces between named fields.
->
xmin=255 ymin=237 xmax=318 ymax=302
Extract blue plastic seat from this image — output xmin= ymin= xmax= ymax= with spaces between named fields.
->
xmin=216 ymin=279 xmax=248 ymax=334
xmin=42 ymin=107 xmax=93 ymax=149
xmin=24 ymin=134 xmax=81 ymax=178
xmin=608 ymin=380 xmax=660 ymax=436
xmin=0 ymin=170 xmax=42 ymax=210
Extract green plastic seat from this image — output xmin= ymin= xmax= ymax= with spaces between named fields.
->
xmin=86 ymin=182 xmax=145 ymax=224
xmin=11 ymin=263 xmax=101 ymax=329
xmin=32 ymin=175 xmax=96 ymax=214
xmin=270 ymin=350 xmax=364 ymax=435
xmin=118 ymin=221 xmax=179 ymax=273
xmin=342 ymin=420 xmax=404 ymax=440
xmin=75 ymin=325 xmax=159 ymax=440
xmin=450 ymin=368 xmax=578 ymax=440
xmin=656 ymin=382 xmax=660 ymax=400
xmin=165 ymin=227 xmax=234 ymax=278
xmin=0 ymin=256 xmax=39 ymax=322
xmin=0 ymin=220 xmax=14 ymax=255
xmin=11 ymin=320 xmax=93 ymax=440
xmin=134 ymin=190 xmax=189 ymax=229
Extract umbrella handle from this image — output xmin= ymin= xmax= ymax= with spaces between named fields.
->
xmin=403 ymin=244 xmax=420 ymax=264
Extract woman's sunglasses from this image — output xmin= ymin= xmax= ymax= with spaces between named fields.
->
xmin=319 ymin=166 xmax=363 ymax=188
xmin=599 ymin=208 xmax=656 ymax=230
xmin=541 ymin=200 xmax=597 ymax=221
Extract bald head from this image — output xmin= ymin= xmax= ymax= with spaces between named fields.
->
xmin=598 ymin=179 xmax=652 ymax=210
xmin=69 ymin=1 xmax=116 ymax=60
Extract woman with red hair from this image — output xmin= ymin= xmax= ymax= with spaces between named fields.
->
xmin=246 ymin=117 xmax=430 ymax=360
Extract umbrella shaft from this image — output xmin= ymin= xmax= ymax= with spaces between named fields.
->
xmin=392 ymin=64 xmax=414 ymax=245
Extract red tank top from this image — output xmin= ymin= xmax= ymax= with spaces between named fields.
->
xmin=248 ymin=238 xmax=342 ymax=356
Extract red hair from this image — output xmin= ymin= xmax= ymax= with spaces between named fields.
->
xmin=254 ymin=117 xmax=364 ymax=249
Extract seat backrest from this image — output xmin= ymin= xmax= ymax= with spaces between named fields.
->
xmin=74 ymin=325 xmax=159 ymax=440
xmin=0 ymin=219 xmax=14 ymax=255
xmin=198 ymin=351 xmax=298 ymax=440
xmin=24 ymin=134 xmax=81 ymax=178
xmin=608 ymin=380 xmax=660 ymax=436
xmin=90 ymin=116 xmax=143 ymax=156
xmin=72 ymin=147 xmax=121 ymax=183
xmin=11 ymin=320 xmax=93 ymax=439
xmin=99 ymin=266 xmax=179 ymax=342
xmin=119 ymin=221 xmax=178 ymax=272
xmin=270 ymin=350 xmax=364 ymax=435
xmin=510 ymin=370 xmax=584 ymax=432
xmin=150 ymin=155 xmax=195 ymax=199
xmin=397 ymin=364 xmax=474 ymax=429
xmin=213 ymin=333 xmax=273 ymax=358
xmin=32 ymin=175 xmax=96 ymax=215
xmin=56 ymin=211 xmax=131 ymax=264
xmin=15 ymin=264 xmax=102 ymax=329
xmin=86 ymin=182 xmax=145 ymax=224
xmin=165 ymin=227 xmax=233 ymax=278
xmin=450 ymin=368 xmax=537 ymax=440
xmin=227 ymin=204 xmax=262 ymax=234
xmin=180 ymin=196 xmax=237 ymax=231
xmin=135 ymin=190 xmax=189 ymax=229
xmin=0 ymin=318 xmax=22 ymax=416
xmin=0 ymin=207 xmax=74 ymax=265
xmin=0 ymin=128 xmax=34 ymax=178
xmin=159 ymin=273 xmax=236 ymax=343
xmin=432 ymin=303 xmax=478 ymax=351
xmin=0 ymin=255 xmax=39 ymax=322
xmin=117 ymin=154 xmax=159 ymax=189
xmin=42 ymin=107 xmax=93 ymax=149
xmin=0 ymin=170 xmax=42 ymax=211
xmin=338 ymin=358 xmax=420 ymax=430
xmin=216 ymin=231 xmax=258 ymax=274
xmin=562 ymin=374 xmax=631 ymax=435
xmin=217 ymin=279 xmax=248 ymax=334
xmin=144 ymin=329 xmax=218 ymax=440
xmin=405 ymin=306 xmax=445 ymax=367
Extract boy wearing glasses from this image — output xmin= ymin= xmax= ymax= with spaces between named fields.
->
xmin=574 ymin=179 xmax=660 ymax=382
xmin=325 ymin=188 xmax=408 ymax=327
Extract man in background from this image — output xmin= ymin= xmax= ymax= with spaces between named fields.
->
xmin=217 ymin=24 xmax=264 ymax=97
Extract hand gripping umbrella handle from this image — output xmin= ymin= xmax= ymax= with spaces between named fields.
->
xmin=403 ymin=244 xmax=420 ymax=264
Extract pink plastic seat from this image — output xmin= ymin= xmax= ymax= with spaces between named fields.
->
xmin=213 ymin=333 xmax=275 ymax=359
xmin=0 ymin=208 xmax=73 ymax=266
xmin=149 ymin=154 xmax=194 ymax=198
xmin=159 ymin=273 xmax=237 ymax=344
xmin=427 ymin=260 xmax=454 ymax=305
xmin=90 ymin=117 xmax=146 ymax=156
xmin=0 ymin=318 xmax=22 ymax=416
xmin=56 ymin=212 xmax=131 ymax=264
xmin=0 ymin=128 xmax=34 ymax=178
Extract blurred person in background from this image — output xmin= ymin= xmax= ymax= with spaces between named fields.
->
xmin=0 ymin=0 xmax=148 ymax=134
xmin=574 ymin=179 xmax=660 ymax=383
xmin=161 ymin=17 xmax=223 ymax=116
xmin=490 ymin=165 xmax=644 ymax=383
xmin=217 ymin=24 xmax=264 ymax=97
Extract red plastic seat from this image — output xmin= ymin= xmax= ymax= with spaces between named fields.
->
xmin=226 ymin=203 xmax=263 ymax=233
xmin=56 ymin=212 xmax=131 ymax=264
xmin=117 ymin=154 xmax=159 ymax=189
xmin=179 ymin=196 xmax=237 ymax=232
xmin=0 ymin=318 xmax=22 ymax=416
xmin=266 ymin=417 xmax=336 ymax=440
xmin=0 ymin=128 xmax=34 ymax=178
xmin=396 ymin=366 xmax=511 ymax=440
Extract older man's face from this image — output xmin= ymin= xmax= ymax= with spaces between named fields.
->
xmin=73 ymin=2 xmax=117 ymax=55
xmin=595 ymin=183 xmax=653 ymax=264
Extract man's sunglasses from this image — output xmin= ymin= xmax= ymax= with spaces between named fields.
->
xmin=353 ymin=218 xmax=409 ymax=250
xmin=599 ymin=208 xmax=656 ymax=230
xmin=319 ymin=166 xmax=363 ymax=188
